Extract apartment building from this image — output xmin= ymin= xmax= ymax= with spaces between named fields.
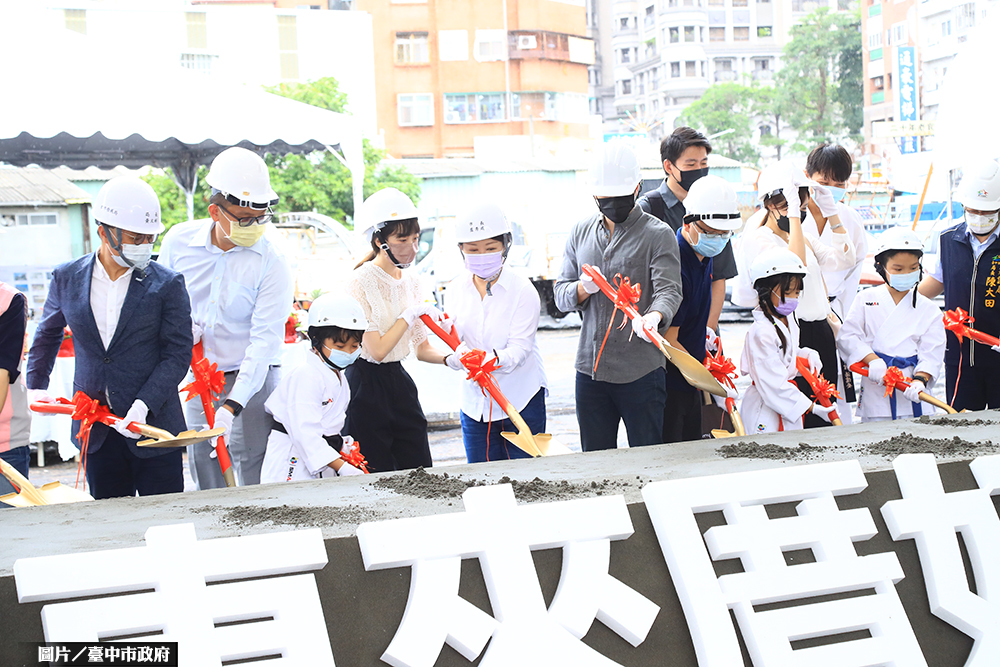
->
xmin=604 ymin=0 xmax=852 ymax=142
xmin=357 ymin=0 xmax=595 ymax=159
xmin=861 ymin=0 xmax=917 ymax=153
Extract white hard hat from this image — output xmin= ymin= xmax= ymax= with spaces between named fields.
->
xmin=956 ymin=158 xmax=1000 ymax=211
xmin=589 ymin=141 xmax=641 ymax=197
xmin=92 ymin=176 xmax=164 ymax=234
xmin=749 ymin=248 xmax=807 ymax=286
xmin=682 ymin=175 xmax=742 ymax=231
xmin=357 ymin=187 xmax=419 ymax=242
xmin=455 ymin=203 xmax=512 ymax=243
xmin=206 ymin=147 xmax=279 ymax=210
xmin=308 ymin=293 xmax=369 ymax=331
xmin=756 ymin=160 xmax=817 ymax=202
xmin=873 ymin=226 xmax=924 ymax=257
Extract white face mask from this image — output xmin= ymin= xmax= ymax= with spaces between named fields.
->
xmin=967 ymin=211 xmax=1000 ymax=235
xmin=112 ymin=243 xmax=153 ymax=271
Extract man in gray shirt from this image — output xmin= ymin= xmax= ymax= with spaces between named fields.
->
xmin=554 ymin=141 xmax=682 ymax=451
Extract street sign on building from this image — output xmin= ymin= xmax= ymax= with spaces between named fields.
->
xmin=873 ymin=120 xmax=936 ymax=138
xmin=894 ymin=46 xmax=920 ymax=154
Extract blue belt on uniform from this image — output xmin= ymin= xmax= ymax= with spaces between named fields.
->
xmin=875 ymin=352 xmax=922 ymax=419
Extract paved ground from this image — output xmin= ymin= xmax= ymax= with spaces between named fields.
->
xmin=21 ymin=312 xmax=949 ymax=492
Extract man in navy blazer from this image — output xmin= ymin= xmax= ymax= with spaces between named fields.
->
xmin=26 ymin=177 xmax=193 ymax=499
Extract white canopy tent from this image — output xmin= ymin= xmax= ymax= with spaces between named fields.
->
xmin=0 ymin=23 xmax=365 ymax=221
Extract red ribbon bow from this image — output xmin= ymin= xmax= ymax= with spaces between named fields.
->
xmin=704 ymin=349 xmax=738 ymax=390
xmin=882 ymin=366 xmax=909 ymax=397
xmin=594 ymin=274 xmax=643 ymax=373
xmin=341 ymin=441 xmax=369 ymax=474
xmin=66 ymin=391 xmax=115 ymax=450
xmin=461 ymin=348 xmax=502 ymax=390
xmin=182 ymin=355 xmax=226 ymax=404
xmin=943 ymin=308 xmax=973 ymax=341
xmin=811 ymin=374 xmax=842 ymax=404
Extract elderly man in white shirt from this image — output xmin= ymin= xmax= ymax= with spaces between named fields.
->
xmin=158 ymin=147 xmax=293 ymax=488
xmin=443 ymin=203 xmax=547 ymax=463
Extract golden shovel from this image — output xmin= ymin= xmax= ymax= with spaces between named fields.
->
xmin=0 ymin=458 xmax=94 ymax=507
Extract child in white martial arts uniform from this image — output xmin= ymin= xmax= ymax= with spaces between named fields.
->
xmin=837 ymin=227 xmax=946 ymax=421
xmin=740 ymin=249 xmax=835 ymax=433
xmin=260 ymin=294 xmax=368 ymax=483
xmin=443 ymin=202 xmax=548 ymax=463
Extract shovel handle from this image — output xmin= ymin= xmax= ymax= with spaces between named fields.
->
xmin=849 ymin=362 xmax=957 ymax=414
xmin=726 ymin=398 xmax=747 ymax=436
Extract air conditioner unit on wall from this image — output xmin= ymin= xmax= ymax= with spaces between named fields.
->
xmin=518 ymin=35 xmax=537 ymax=50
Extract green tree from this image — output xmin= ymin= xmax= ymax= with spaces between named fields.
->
xmin=776 ymin=6 xmax=862 ymax=149
xmin=752 ymin=85 xmax=790 ymax=161
xmin=143 ymin=166 xmax=210 ymax=248
xmin=263 ymin=77 xmax=421 ymax=226
xmin=679 ymin=81 xmax=760 ymax=164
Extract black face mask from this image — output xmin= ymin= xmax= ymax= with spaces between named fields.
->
xmin=672 ymin=166 xmax=709 ymax=192
xmin=596 ymin=193 xmax=636 ymax=225
xmin=776 ymin=214 xmax=790 ymax=233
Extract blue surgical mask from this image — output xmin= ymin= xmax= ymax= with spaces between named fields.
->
xmin=691 ymin=233 xmax=730 ymax=258
xmin=827 ymin=186 xmax=847 ymax=203
xmin=888 ymin=270 xmax=920 ymax=293
xmin=321 ymin=345 xmax=361 ymax=370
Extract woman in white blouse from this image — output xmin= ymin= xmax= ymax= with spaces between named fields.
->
xmin=444 ymin=203 xmax=548 ymax=463
xmin=345 ymin=188 xmax=449 ymax=473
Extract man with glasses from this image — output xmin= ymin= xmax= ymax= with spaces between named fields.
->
xmin=661 ymin=175 xmax=742 ymax=442
xmin=159 ymin=147 xmax=293 ymax=489
xmin=26 ymin=177 xmax=193 ymax=499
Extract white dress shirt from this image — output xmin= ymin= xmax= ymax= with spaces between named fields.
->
xmin=803 ymin=203 xmax=869 ymax=318
xmin=158 ymin=219 xmax=293 ymax=407
xmin=90 ymin=255 xmax=133 ymax=350
xmin=261 ymin=351 xmax=350 ymax=482
xmin=735 ymin=213 xmax=855 ymax=321
xmin=445 ymin=267 xmax=548 ymax=421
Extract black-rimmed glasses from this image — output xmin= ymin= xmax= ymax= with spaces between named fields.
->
xmin=218 ymin=203 xmax=273 ymax=227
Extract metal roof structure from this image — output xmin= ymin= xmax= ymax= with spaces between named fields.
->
xmin=0 ymin=167 xmax=91 ymax=207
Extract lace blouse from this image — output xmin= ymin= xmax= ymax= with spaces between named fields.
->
xmin=348 ymin=262 xmax=427 ymax=363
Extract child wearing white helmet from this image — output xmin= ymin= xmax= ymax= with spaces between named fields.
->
xmin=443 ymin=202 xmax=548 ymax=463
xmin=345 ymin=187 xmax=450 ymax=472
xmin=838 ymin=227 xmax=945 ymax=421
xmin=739 ymin=249 xmax=836 ymax=433
xmin=260 ymin=293 xmax=369 ymax=482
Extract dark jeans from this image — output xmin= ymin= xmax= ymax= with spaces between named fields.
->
xmin=661 ymin=387 xmax=703 ymax=444
xmin=86 ymin=430 xmax=183 ymax=500
xmin=796 ymin=318 xmax=839 ymax=429
xmin=0 ymin=445 xmax=30 ymax=500
xmin=575 ymin=367 xmax=666 ymax=452
xmin=461 ymin=389 xmax=544 ymax=463
xmin=344 ymin=358 xmax=432 ymax=473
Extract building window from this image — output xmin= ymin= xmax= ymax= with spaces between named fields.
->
xmin=732 ymin=0 xmax=748 ymax=5
xmin=619 ymin=16 xmax=630 ymax=31
xmin=395 ymin=32 xmax=429 ymax=64
xmin=956 ymin=3 xmax=975 ymax=30
xmin=684 ymin=26 xmax=695 ymax=42
xmin=757 ymin=26 xmax=772 ymax=38
xmin=645 ymin=5 xmax=655 ymax=27
xmin=186 ymin=13 xmax=208 ymax=49
xmin=872 ymin=75 xmax=884 ymax=91
xmin=180 ymin=53 xmax=217 ymax=74
xmin=475 ymin=30 xmax=506 ymax=62
xmin=669 ymin=27 xmax=679 ymax=43
xmin=709 ymin=27 xmax=725 ymax=42
xmin=733 ymin=26 xmax=749 ymax=41
xmin=620 ymin=48 xmax=631 ymax=63
xmin=398 ymin=94 xmax=434 ymax=126
xmin=671 ymin=61 xmax=680 ymax=77
xmin=277 ymin=15 xmax=299 ymax=80
xmin=64 ymin=9 xmax=86 ymax=34
xmin=941 ymin=19 xmax=952 ymax=37
xmin=707 ymin=0 xmax=723 ymax=6
xmin=685 ymin=60 xmax=696 ymax=76
xmin=890 ymin=22 xmax=907 ymax=45
xmin=869 ymin=29 xmax=883 ymax=49
xmin=622 ymin=80 xmax=632 ymax=95
xmin=15 ymin=214 xmax=58 ymax=226
xmin=444 ymin=93 xmax=506 ymax=124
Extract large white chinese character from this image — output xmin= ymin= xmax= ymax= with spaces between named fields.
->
xmin=14 ymin=523 xmax=334 ymax=666
xmin=356 ymin=484 xmax=659 ymax=667
xmin=642 ymin=460 xmax=926 ymax=667
xmin=882 ymin=453 xmax=1000 ymax=666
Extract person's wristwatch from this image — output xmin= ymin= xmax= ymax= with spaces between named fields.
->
xmin=223 ymin=399 xmax=244 ymax=417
